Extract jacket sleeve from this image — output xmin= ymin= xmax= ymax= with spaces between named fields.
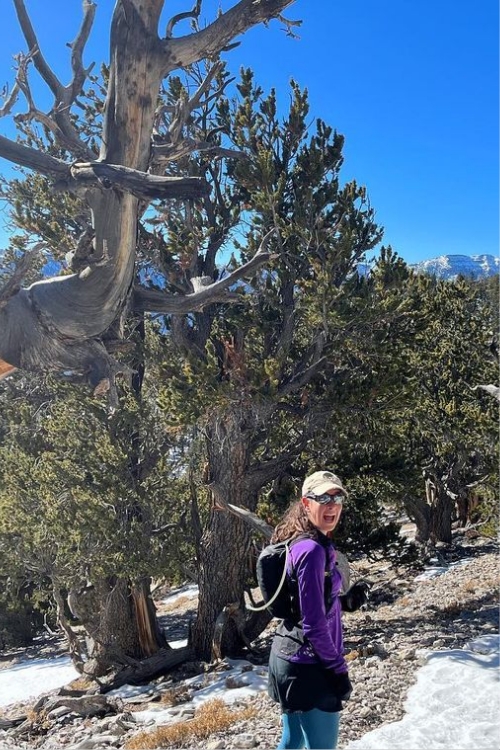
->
xmin=291 ymin=539 xmax=348 ymax=673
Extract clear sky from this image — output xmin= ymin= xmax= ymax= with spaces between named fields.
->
xmin=0 ymin=0 xmax=498 ymax=265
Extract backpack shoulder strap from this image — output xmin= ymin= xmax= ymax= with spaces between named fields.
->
xmin=246 ymin=540 xmax=291 ymax=613
xmin=287 ymin=534 xmax=332 ymax=612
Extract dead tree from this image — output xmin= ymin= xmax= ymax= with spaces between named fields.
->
xmin=0 ymin=0 xmax=296 ymax=406
xmin=0 ymin=0 xmax=297 ymax=681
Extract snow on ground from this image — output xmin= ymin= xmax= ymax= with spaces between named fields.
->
xmin=109 ymin=658 xmax=268 ymax=727
xmin=1 ymin=567 xmax=499 ymax=749
xmin=343 ymin=634 xmax=500 ymax=750
xmin=0 ymin=654 xmax=79 ymax=708
xmin=413 ymin=557 xmax=470 ymax=581
xmin=157 ymin=583 xmax=198 ymax=606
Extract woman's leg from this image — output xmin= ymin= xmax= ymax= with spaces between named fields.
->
xmin=276 ymin=711 xmax=306 ymax=749
xmin=298 ymin=708 xmax=340 ymax=749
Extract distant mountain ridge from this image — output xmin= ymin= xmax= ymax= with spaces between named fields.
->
xmin=410 ymin=254 xmax=499 ymax=281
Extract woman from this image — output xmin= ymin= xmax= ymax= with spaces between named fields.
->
xmin=268 ymin=469 xmax=354 ymax=750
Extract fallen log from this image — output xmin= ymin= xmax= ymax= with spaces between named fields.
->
xmin=98 ymin=645 xmax=194 ymax=693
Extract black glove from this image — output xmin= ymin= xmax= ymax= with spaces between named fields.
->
xmin=327 ymin=670 xmax=353 ymax=701
xmin=340 ymin=580 xmax=371 ymax=612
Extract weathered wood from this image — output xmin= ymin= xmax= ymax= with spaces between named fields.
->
xmin=99 ymin=645 xmax=194 ymax=693
xmin=0 ymin=134 xmax=71 ymax=177
xmin=0 ymin=713 xmax=27 ymax=729
xmin=37 ymin=694 xmax=121 ymax=718
xmin=0 ymin=1 xmax=294 ymax=398
xmin=0 ymin=360 xmax=16 ymax=380
xmin=67 ymin=162 xmax=209 ymax=200
xmin=0 ymin=0 xmax=298 ymax=674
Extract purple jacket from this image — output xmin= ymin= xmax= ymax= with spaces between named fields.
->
xmin=277 ymin=536 xmax=347 ymax=673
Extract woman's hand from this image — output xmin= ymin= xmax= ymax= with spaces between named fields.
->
xmin=327 ymin=670 xmax=353 ymax=700
xmin=339 ymin=580 xmax=371 ymax=612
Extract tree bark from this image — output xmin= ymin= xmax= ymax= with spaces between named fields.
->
xmin=0 ymin=0 xmax=295 ymax=395
xmin=67 ymin=576 xmax=167 ymax=678
xmin=403 ymin=494 xmax=431 ymax=543
xmin=425 ymin=475 xmax=453 ymax=545
xmin=191 ymin=403 xmax=259 ymax=660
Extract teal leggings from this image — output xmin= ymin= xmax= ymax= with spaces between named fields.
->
xmin=277 ymin=709 xmax=340 ymax=749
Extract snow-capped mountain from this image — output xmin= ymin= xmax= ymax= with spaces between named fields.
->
xmin=410 ymin=254 xmax=499 ymax=281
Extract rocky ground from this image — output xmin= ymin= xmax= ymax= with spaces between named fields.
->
xmin=0 ymin=532 xmax=498 ymax=750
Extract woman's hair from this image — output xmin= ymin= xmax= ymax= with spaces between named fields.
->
xmin=271 ymin=500 xmax=320 ymax=543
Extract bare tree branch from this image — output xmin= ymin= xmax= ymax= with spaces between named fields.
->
xmin=0 ymin=137 xmax=208 ymax=200
xmin=133 ymin=228 xmax=279 ymax=313
xmin=13 ymin=0 xmax=64 ymax=98
xmin=153 ymin=136 xmax=247 ymax=162
xmin=13 ymin=0 xmax=96 ymax=159
xmin=470 ymin=384 xmax=500 ymax=401
xmin=0 ymin=79 xmax=22 ymax=118
xmin=67 ymin=162 xmax=210 ymax=200
xmin=165 ymin=0 xmax=202 ymax=40
xmin=151 ymin=61 xmax=243 ymax=164
xmin=276 ymin=332 xmax=327 ymax=398
xmin=246 ymin=436 xmax=309 ymax=492
xmin=0 ymin=133 xmax=67 ymax=177
xmin=226 ymin=503 xmax=274 ymax=540
xmin=69 ymin=0 xmax=97 ymax=101
xmin=161 ymin=0 xmax=297 ymax=74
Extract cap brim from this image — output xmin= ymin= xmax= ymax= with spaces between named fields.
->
xmin=310 ymin=481 xmax=347 ymax=496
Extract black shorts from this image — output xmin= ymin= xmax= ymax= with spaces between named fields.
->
xmin=267 ymin=650 xmax=343 ymax=714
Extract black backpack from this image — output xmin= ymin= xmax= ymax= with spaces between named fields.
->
xmin=247 ymin=536 xmax=331 ymax=620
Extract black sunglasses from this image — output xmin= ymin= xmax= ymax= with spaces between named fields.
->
xmin=306 ymin=492 xmax=344 ymax=505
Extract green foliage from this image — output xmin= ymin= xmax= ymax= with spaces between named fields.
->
xmin=404 ymin=274 xmax=498 ymax=494
xmin=0 ymin=602 xmax=37 ymax=648
xmin=1 ymin=51 xmax=497 ymax=647
xmin=155 ymin=72 xmax=423 ymax=564
xmin=0 ymin=364 xmax=197 ymax=597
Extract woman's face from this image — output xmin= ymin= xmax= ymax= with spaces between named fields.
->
xmin=302 ymin=490 xmax=343 ymax=534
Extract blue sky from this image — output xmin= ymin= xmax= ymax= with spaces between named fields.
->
xmin=0 ymin=0 xmax=498 ymax=265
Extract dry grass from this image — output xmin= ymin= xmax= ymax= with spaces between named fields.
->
xmin=398 ymin=596 xmax=412 ymax=606
xmin=345 ymin=649 xmax=359 ymax=661
xmin=26 ymin=707 xmax=38 ymax=723
xmin=158 ymin=685 xmax=192 ymax=706
xmin=124 ymin=698 xmax=257 ymax=749
xmin=66 ymin=676 xmax=97 ymax=691
xmin=439 ymin=598 xmax=463 ymax=615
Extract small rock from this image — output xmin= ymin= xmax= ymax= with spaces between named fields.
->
xmin=357 ymin=706 xmax=372 ymax=718
xmin=398 ymin=648 xmax=417 ymax=660
xmin=225 ymin=676 xmax=246 ymax=689
xmin=46 ymin=706 xmax=72 ymax=720
xmin=234 ymin=733 xmax=258 ymax=748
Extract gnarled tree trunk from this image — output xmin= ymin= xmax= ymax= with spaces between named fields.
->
xmin=425 ymin=475 xmax=453 ymax=545
xmin=67 ymin=577 xmax=167 ymax=679
xmin=0 ymin=0 xmax=297 ymax=676
xmin=0 ymin=0 xmax=293 ymax=402
xmin=192 ymin=404 xmax=257 ymax=660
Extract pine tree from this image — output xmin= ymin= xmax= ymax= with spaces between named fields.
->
xmin=401 ymin=273 xmax=499 ymax=543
